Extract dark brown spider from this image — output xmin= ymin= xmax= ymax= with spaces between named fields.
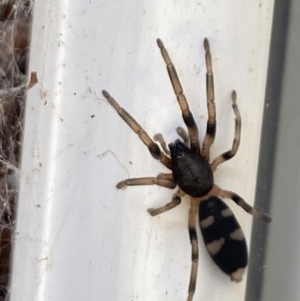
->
xmin=103 ymin=38 xmax=271 ymax=301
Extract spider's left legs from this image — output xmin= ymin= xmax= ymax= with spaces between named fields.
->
xmin=210 ymin=91 xmax=241 ymax=172
xmin=157 ymin=39 xmax=200 ymax=153
xmin=201 ymin=39 xmax=216 ymax=161
xmin=102 ymin=90 xmax=172 ymax=169
xmin=117 ymin=174 xmax=182 ymax=215
xmin=187 ymin=198 xmax=201 ymax=301
xmin=117 ymin=173 xmax=175 ymax=189
xmin=216 ymin=186 xmax=272 ymax=223
xmin=148 ymin=188 xmax=185 ymax=216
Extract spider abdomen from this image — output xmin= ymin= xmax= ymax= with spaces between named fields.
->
xmin=199 ymin=196 xmax=248 ymax=282
xmin=169 ymin=139 xmax=214 ymax=197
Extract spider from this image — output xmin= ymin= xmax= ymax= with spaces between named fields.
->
xmin=102 ymin=38 xmax=271 ymax=301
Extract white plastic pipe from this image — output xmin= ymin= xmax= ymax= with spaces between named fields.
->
xmin=11 ymin=0 xmax=274 ymax=300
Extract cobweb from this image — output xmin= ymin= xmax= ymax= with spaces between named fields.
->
xmin=0 ymin=1 xmax=33 ymax=300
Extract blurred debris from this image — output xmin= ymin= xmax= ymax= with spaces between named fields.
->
xmin=0 ymin=1 xmax=33 ymax=299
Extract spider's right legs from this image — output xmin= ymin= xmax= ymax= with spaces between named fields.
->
xmin=210 ymin=91 xmax=241 ymax=172
xmin=157 ymin=39 xmax=200 ymax=154
xmin=215 ymin=185 xmax=272 ymax=223
xmin=201 ymin=39 xmax=216 ymax=161
xmin=103 ymin=90 xmax=172 ymax=169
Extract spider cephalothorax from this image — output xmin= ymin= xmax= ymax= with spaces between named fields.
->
xmin=169 ymin=139 xmax=214 ymax=197
xmin=103 ymin=38 xmax=271 ymax=301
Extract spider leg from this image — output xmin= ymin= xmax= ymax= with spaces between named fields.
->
xmin=210 ymin=91 xmax=241 ymax=171
xmin=147 ymin=188 xmax=185 ymax=216
xmin=157 ymin=39 xmax=200 ymax=153
xmin=103 ymin=90 xmax=172 ymax=169
xmin=186 ymin=197 xmax=202 ymax=301
xmin=116 ymin=173 xmax=175 ymax=189
xmin=201 ymin=39 xmax=216 ymax=161
xmin=216 ymin=186 xmax=272 ymax=223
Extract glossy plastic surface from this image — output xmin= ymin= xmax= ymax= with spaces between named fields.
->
xmin=11 ymin=1 xmax=274 ymax=300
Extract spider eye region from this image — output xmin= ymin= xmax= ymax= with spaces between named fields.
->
xmin=169 ymin=139 xmax=214 ymax=197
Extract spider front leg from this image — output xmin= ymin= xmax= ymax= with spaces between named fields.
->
xmin=210 ymin=91 xmax=241 ymax=172
xmin=202 ymin=39 xmax=216 ymax=161
xmin=157 ymin=39 xmax=200 ymax=153
xmin=102 ymin=90 xmax=172 ymax=169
